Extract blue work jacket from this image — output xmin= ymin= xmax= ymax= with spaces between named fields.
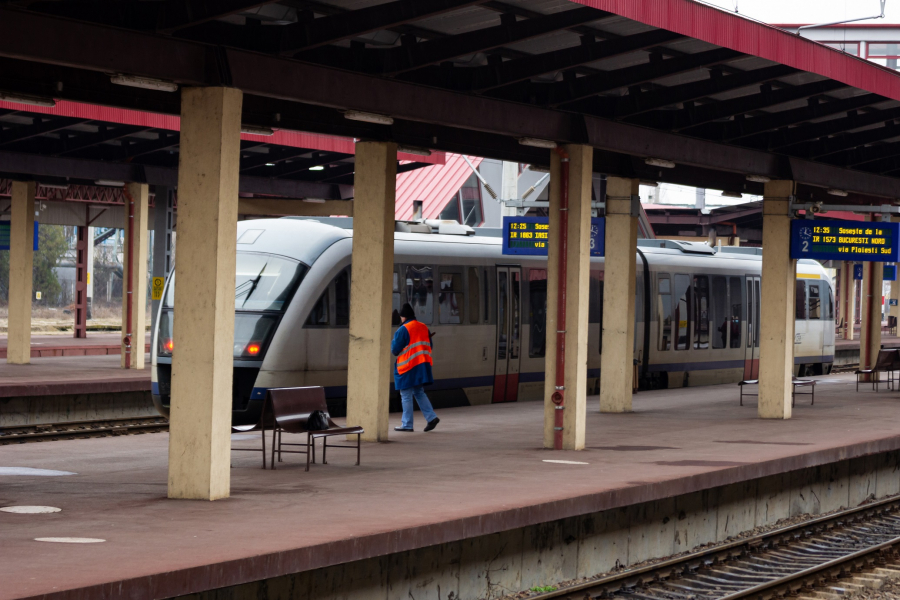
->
xmin=391 ymin=319 xmax=434 ymax=390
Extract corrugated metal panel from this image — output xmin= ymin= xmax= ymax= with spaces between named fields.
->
xmin=395 ymin=154 xmax=483 ymax=220
xmin=572 ymin=0 xmax=900 ymax=101
xmin=0 ymin=100 xmax=444 ymax=163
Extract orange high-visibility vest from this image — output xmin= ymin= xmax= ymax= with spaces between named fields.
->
xmin=397 ymin=320 xmax=433 ymax=375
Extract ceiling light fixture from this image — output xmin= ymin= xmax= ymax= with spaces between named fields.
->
xmin=95 ymin=180 xmax=125 ymax=187
xmin=518 ymin=137 xmax=557 ymax=149
xmin=265 ymin=162 xmax=276 ymax=167
xmin=0 ymin=91 xmax=56 ymax=108
xmin=639 ymin=180 xmax=659 ymax=188
xmin=110 ymin=75 xmax=178 ymax=93
xmin=303 ymin=198 xmax=326 ymax=203
xmin=398 ymin=145 xmax=432 ymax=157
xmin=309 ymin=165 xmax=325 ymax=171
xmin=241 ymin=125 xmax=275 ymax=136
xmin=645 ymin=157 xmax=676 ymax=169
xmin=721 ymin=191 xmax=743 ymax=198
xmin=827 ymin=188 xmax=849 ymax=197
xmin=344 ymin=110 xmax=394 ymax=125
xmin=745 ymin=174 xmax=771 ymax=183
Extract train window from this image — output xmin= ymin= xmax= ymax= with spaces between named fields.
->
xmin=439 ymin=271 xmax=464 ymax=324
xmin=674 ymin=274 xmax=691 ymax=351
xmin=711 ymin=276 xmax=728 ymax=350
xmin=468 ymin=268 xmax=480 ymax=324
xmin=693 ymin=276 xmax=710 ymax=349
xmin=657 ymin=274 xmax=672 ymax=351
xmin=825 ymin=285 xmax=835 ymax=320
xmin=406 ymin=266 xmax=434 ymax=324
xmin=529 ymin=269 xmax=547 ymax=358
xmin=235 ymin=253 xmax=308 ymax=312
xmin=335 ymin=268 xmax=350 ymax=327
xmin=392 ymin=269 xmax=401 ymax=326
xmin=808 ymin=283 xmax=822 ymax=319
xmin=730 ymin=277 xmax=742 ymax=348
xmin=483 ymin=268 xmax=490 ymax=323
xmin=511 ymin=270 xmax=521 ymax=359
xmin=306 ymin=288 xmax=329 ymax=327
xmin=796 ymin=280 xmax=808 ymax=320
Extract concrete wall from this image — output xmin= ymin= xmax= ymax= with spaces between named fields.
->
xmin=0 ymin=391 xmax=154 ymax=426
xmin=179 ymin=451 xmax=900 ymax=600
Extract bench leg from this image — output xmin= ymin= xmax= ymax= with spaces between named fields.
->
xmin=306 ymin=435 xmax=311 ymax=472
xmin=357 ymin=433 xmax=361 ymax=466
xmin=278 ymin=429 xmax=283 ymax=463
xmin=812 ymin=386 xmax=815 ymax=406
xmin=271 ymin=427 xmax=278 ymax=470
xmin=323 ymin=435 xmax=328 ymax=465
xmin=311 ymin=435 xmax=316 ymax=464
xmin=261 ymin=423 xmax=266 ymax=470
xmin=740 ymin=387 xmax=743 ymax=406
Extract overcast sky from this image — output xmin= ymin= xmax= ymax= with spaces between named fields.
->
xmin=697 ymin=0 xmax=899 ymax=25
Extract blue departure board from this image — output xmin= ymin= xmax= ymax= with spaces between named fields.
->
xmin=790 ymin=220 xmax=900 ymax=262
xmin=502 ymin=216 xmax=605 ymax=256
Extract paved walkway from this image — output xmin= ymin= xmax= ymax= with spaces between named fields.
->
xmin=2 ymin=373 xmax=900 ymax=599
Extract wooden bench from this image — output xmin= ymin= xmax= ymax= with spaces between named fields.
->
xmin=739 ymin=378 xmax=816 ymax=407
xmin=267 ymin=387 xmax=364 ymax=471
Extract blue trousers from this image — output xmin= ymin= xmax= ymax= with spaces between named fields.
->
xmin=399 ymin=386 xmax=437 ymax=429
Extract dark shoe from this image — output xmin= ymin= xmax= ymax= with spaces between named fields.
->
xmin=394 ymin=427 xmax=414 ymax=432
xmin=424 ymin=417 xmax=440 ymax=432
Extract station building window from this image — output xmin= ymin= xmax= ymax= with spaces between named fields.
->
xmin=823 ymin=41 xmax=860 ymax=55
xmin=438 ymin=270 xmax=464 ymax=324
xmin=406 ymin=265 xmax=434 ymax=324
xmin=867 ymin=43 xmax=900 ymax=69
xmin=439 ymin=173 xmax=484 ymax=227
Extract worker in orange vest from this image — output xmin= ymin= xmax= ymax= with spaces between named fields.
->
xmin=392 ymin=303 xmax=440 ymax=432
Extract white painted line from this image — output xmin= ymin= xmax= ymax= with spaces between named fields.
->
xmin=1 ymin=506 xmax=61 ymax=514
xmin=0 ymin=467 xmax=76 ymax=477
xmin=35 ymin=537 xmax=105 ymax=544
xmin=542 ymin=459 xmax=589 ymax=465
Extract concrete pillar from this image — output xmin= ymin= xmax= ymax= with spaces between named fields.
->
xmin=151 ymin=187 xmax=174 ymax=337
xmin=7 ymin=181 xmax=35 ymax=365
xmin=599 ymin=177 xmax=639 ymax=413
xmin=860 ymin=217 xmax=884 ymax=376
xmin=542 ymin=145 xmax=593 ymax=450
xmin=168 ymin=87 xmax=242 ymax=501
xmin=758 ymin=181 xmax=795 ymax=419
xmin=840 ymin=262 xmax=856 ymax=340
xmin=122 ymin=183 xmax=149 ymax=369
xmin=345 ymin=141 xmax=397 ymax=442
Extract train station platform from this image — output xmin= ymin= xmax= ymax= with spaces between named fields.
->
xmin=835 ymin=333 xmax=900 ymax=367
xmin=0 ymin=333 xmax=151 ymax=360
xmin=3 ymin=373 xmax=900 ymax=600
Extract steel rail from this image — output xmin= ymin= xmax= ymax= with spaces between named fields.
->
xmin=0 ymin=417 xmax=168 ymax=443
xmin=530 ymin=494 xmax=900 ymax=600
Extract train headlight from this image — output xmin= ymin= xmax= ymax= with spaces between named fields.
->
xmin=164 ymin=338 xmax=174 ymax=353
xmin=245 ymin=343 xmax=261 ymax=356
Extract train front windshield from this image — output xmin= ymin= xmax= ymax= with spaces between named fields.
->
xmin=157 ymin=253 xmax=308 ymax=360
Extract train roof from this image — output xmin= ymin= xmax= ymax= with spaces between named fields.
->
xmin=237 ymin=218 xmax=830 ymax=276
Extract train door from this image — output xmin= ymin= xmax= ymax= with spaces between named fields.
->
xmin=493 ymin=266 xmax=522 ymax=403
xmin=743 ymin=276 xmax=761 ymax=379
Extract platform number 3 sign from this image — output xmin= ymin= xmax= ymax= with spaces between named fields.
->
xmin=151 ymin=277 xmax=165 ymax=301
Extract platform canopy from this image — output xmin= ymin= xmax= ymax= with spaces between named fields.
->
xmin=3 ymin=0 xmax=900 ymax=204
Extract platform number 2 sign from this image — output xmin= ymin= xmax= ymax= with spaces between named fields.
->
xmin=151 ymin=277 xmax=165 ymax=301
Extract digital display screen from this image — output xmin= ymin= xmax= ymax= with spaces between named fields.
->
xmin=502 ymin=216 xmax=605 ymax=256
xmin=790 ymin=220 xmax=900 ymax=263
xmin=0 ymin=222 xmax=39 ymax=251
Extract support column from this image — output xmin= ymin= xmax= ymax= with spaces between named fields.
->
xmin=891 ymin=218 xmax=900 ymax=335
xmin=168 ymin=87 xmax=242 ymax=501
xmin=542 ymin=144 xmax=593 ymax=450
xmin=7 ymin=181 xmax=35 ymax=365
xmin=599 ymin=177 xmax=639 ymax=413
xmin=840 ymin=261 xmax=856 ymax=340
xmin=122 ymin=183 xmax=149 ymax=369
xmin=151 ymin=187 xmax=174 ymax=337
xmin=860 ymin=217 xmax=884 ymax=377
xmin=74 ymin=210 xmax=88 ymax=339
xmin=345 ymin=141 xmax=397 ymax=442
xmin=758 ymin=181 xmax=795 ymax=419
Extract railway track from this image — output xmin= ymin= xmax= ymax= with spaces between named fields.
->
xmin=0 ymin=416 xmax=168 ymax=444
xmin=533 ymin=495 xmax=900 ymax=600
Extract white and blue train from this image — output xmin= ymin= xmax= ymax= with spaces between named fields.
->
xmin=151 ymin=218 xmax=835 ymax=425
